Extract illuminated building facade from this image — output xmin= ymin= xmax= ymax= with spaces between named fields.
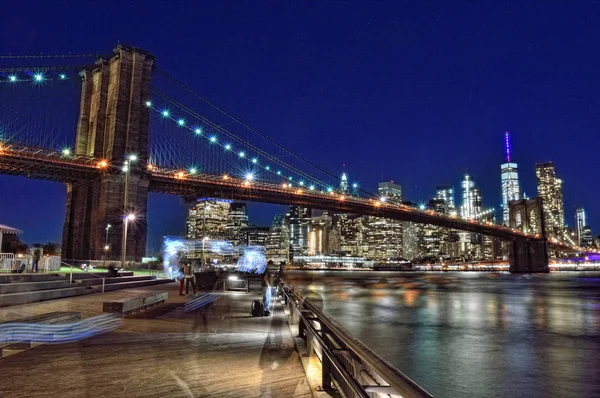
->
xmin=535 ymin=162 xmax=564 ymax=240
xmin=265 ymin=214 xmax=289 ymax=264
xmin=378 ymin=181 xmax=402 ymax=202
xmin=581 ymin=226 xmax=594 ymax=248
xmin=402 ymin=201 xmax=425 ymax=260
xmin=187 ymin=198 xmax=231 ymax=241
xmin=226 ymin=203 xmax=248 ymax=246
xmin=361 ymin=181 xmax=404 ymax=262
xmin=308 ymin=214 xmax=332 ymax=255
xmin=460 ymin=175 xmax=482 ymax=220
xmin=500 ymin=132 xmax=520 ymax=225
xmin=576 ymin=208 xmax=586 ymax=244
xmin=340 ymin=173 xmax=349 ymax=194
xmin=436 ymin=186 xmax=456 ymax=212
xmin=287 ymin=206 xmax=312 ymax=257
xmin=335 ymin=213 xmax=367 ymax=257
xmin=241 ymin=225 xmax=269 ymax=247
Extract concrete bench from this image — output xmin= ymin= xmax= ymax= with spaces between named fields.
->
xmin=0 ymin=311 xmax=81 ymax=358
xmin=103 ymin=292 xmax=168 ymax=317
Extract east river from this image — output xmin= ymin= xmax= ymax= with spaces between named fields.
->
xmin=283 ymin=270 xmax=600 ymax=397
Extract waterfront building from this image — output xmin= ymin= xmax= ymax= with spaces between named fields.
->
xmin=500 ymin=132 xmax=520 ymax=225
xmin=363 ymin=182 xmax=403 ymax=262
xmin=402 ymin=201 xmax=425 ymax=260
xmin=241 ymin=225 xmax=269 ymax=247
xmin=265 ymin=214 xmax=289 ymax=264
xmin=334 ymin=213 xmax=367 ymax=257
xmin=225 ymin=203 xmax=248 ymax=246
xmin=536 ymin=162 xmax=565 ymax=241
xmin=287 ymin=206 xmax=312 ymax=257
xmin=187 ymin=198 xmax=231 ymax=241
xmin=308 ymin=214 xmax=332 ymax=255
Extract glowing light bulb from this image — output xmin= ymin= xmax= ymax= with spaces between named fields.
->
xmin=145 ymin=101 xmax=152 ymax=107
xmin=178 ymin=119 xmax=185 ymax=126
xmin=210 ymin=136 xmax=217 ymax=143
xmin=225 ymin=144 xmax=231 ymax=150
xmin=252 ymin=158 xmax=257 ymax=164
xmin=189 ymin=168 xmax=197 ymax=174
xmin=277 ymin=170 xmax=281 ymax=175
xmin=309 ymin=185 xmax=315 ymax=190
xmin=239 ymin=151 xmax=245 ymax=158
xmin=245 ymin=173 xmax=254 ymax=181
xmin=195 ymin=128 xmax=202 ymax=135
xmin=61 ymin=148 xmax=71 ymax=156
xmin=8 ymin=75 xmax=16 ymax=82
xmin=162 ymin=110 xmax=170 ymax=117
xmin=34 ymin=73 xmax=43 ymax=82
xmin=265 ymin=166 xmax=270 ymax=170
xmin=59 ymin=74 xmax=66 ymax=80
xmin=299 ymin=181 xmax=304 ymax=186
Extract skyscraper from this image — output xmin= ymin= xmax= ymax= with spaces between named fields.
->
xmin=435 ymin=186 xmax=456 ymax=212
xmin=287 ymin=206 xmax=312 ymax=256
xmin=226 ymin=203 xmax=249 ymax=246
xmin=500 ymin=132 xmax=520 ymax=225
xmin=460 ymin=175 xmax=482 ymax=220
xmin=378 ymin=181 xmax=402 ymax=202
xmin=265 ymin=214 xmax=289 ymax=264
xmin=576 ymin=208 xmax=586 ymax=244
xmin=186 ymin=199 xmax=231 ymax=241
xmin=340 ymin=173 xmax=349 ymax=194
xmin=536 ymin=162 xmax=565 ymax=240
xmin=581 ymin=226 xmax=594 ymax=248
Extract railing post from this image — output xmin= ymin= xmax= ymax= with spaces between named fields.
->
xmin=321 ymin=324 xmax=333 ymax=391
xmin=102 ymin=278 xmax=105 ymax=293
xmin=69 ymin=263 xmax=73 ymax=284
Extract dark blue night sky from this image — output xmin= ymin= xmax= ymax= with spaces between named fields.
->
xmin=1 ymin=2 xmax=599 ymax=253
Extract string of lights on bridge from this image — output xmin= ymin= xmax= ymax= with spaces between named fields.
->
xmin=143 ymin=98 xmax=349 ymax=194
xmin=0 ymin=71 xmax=71 ymax=84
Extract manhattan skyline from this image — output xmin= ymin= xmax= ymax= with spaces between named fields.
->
xmin=1 ymin=2 xmax=599 ymax=249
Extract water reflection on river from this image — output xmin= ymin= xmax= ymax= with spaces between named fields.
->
xmin=284 ymin=271 xmax=600 ymax=397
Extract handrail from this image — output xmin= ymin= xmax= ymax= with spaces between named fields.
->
xmin=281 ymin=285 xmax=433 ymax=398
xmin=60 ymin=260 xmax=107 ymax=293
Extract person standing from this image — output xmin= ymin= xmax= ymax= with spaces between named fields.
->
xmin=32 ymin=249 xmax=40 ymax=273
xmin=183 ymin=262 xmax=197 ymax=295
xmin=178 ymin=262 xmax=185 ymax=296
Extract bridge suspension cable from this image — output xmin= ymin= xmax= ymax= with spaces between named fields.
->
xmin=154 ymin=67 xmax=380 ymax=199
xmin=149 ymin=88 xmax=335 ymax=192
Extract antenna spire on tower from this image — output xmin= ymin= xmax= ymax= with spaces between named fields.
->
xmin=504 ymin=132 xmax=511 ymax=162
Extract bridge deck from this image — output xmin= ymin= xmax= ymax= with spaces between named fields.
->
xmin=0 ymin=282 xmax=312 ymax=398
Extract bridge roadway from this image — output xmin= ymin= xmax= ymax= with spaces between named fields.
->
xmin=0 ymin=143 xmax=587 ymax=251
xmin=0 ymin=282 xmax=312 ymax=398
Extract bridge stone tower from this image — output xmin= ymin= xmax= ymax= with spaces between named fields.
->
xmin=508 ymin=198 xmax=549 ymax=273
xmin=62 ymin=46 xmax=155 ymax=262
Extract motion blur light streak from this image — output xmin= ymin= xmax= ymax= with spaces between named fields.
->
xmin=0 ymin=314 xmax=121 ymax=344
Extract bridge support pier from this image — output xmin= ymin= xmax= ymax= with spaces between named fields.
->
xmin=509 ymin=238 xmax=549 ymax=273
xmin=61 ymin=46 xmax=154 ymax=262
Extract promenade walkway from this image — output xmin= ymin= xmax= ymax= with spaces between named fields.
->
xmin=0 ymin=282 xmax=312 ymax=398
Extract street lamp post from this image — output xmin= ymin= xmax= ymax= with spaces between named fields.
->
xmin=201 ymin=236 xmax=209 ymax=270
xmin=103 ymin=224 xmax=111 ymax=268
xmin=201 ymin=203 xmax=210 ymax=267
xmin=121 ymin=155 xmax=136 ymax=268
xmin=121 ymin=214 xmax=135 ymax=268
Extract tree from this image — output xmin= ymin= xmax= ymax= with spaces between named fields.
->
xmin=1 ymin=234 xmax=27 ymax=254
xmin=42 ymin=242 xmax=60 ymax=256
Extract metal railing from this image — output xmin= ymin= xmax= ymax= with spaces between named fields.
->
xmin=281 ymin=285 xmax=433 ymax=398
xmin=0 ymin=253 xmax=15 ymax=271
xmin=61 ymin=260 xmax=108 ymax=293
